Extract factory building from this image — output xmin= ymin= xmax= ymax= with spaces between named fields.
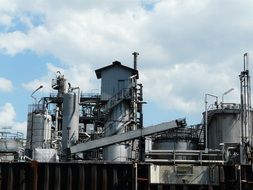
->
xmin=0 ymin=53 xmax=252 ymax=189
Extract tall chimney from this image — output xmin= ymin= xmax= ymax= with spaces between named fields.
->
xmin=132 ymin=52 xmax=139 ymax=70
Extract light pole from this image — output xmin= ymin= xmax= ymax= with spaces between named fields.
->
xmin=31 ymin=85 xmax=43 ymax=105
xmin=205 ymin=93 xmax=218 ymax=152
xmin=222 ymin=88 xmax=234 ymax=104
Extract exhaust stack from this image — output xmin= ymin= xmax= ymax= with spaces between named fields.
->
xmin=132 ymin=52 xmax=139 ymax=70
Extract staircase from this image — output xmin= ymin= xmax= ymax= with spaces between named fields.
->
xmin=104 ymin=88 xmax=131 ymax=113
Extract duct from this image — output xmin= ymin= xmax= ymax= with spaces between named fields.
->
xmin=71 ymin=118 xmax=186 ymax=154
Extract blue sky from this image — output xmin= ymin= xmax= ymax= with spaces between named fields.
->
xmin=0 ymin=0 xmax=252 ymax=135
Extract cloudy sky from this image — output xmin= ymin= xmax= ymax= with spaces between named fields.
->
xmin=0 ymin=0 xmax=252 ymax=135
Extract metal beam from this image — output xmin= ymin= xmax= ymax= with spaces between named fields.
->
xmin=70 ymin=118 xmax=186 ymax=154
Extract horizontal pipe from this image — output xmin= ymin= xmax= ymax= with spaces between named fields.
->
xmin=146 ymin=152 xmax=222 ymax=157
xmin=147 ymin=149 xmax=222 ymax=154
xmin=145 ymin=158 xmax=225 ymax=164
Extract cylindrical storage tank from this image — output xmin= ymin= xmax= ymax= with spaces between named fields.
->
xmin=152 ymin=138 xmax=198 ymax=160
xmin=26 ymin=112 xmax=52 ymax=150
xmin=206 ymin=108 xmax=248 ymax=149
xmin=103 ymin=144 xmax=130 ymax=161
xmin=103 ymin=104 xmax=130 ymax=161
xmin=152 ymin=139 xmax=197 ymax=150
xmin=152 ymin=127 xmax=198 ymax=151
xmin=151 ymin=126 xmax=199 ymax=160
xmin=62 ymin=92 xmax=79 ymax=150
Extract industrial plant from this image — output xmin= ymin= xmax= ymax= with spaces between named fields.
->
xmin=0 ymin=52 xmax=252 ymax=190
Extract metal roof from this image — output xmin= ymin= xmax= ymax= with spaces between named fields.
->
xmin=95 ymin=61 xmax=139 ymax=79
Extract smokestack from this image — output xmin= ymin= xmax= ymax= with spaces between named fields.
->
xmin=244 ymin=53 xmax=249 ymax=71
xmin=132 ymin=52 xmax=139 ymax=70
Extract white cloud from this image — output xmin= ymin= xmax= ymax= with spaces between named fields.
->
xmin=0 ymin=102 xmax=27 ymax=135
xmin=0 ymin=0 xmax=252 ymax=122
xmin=0 ymin=1 xmax=148 ymax=64
xmin=141 ymin=61 xmax=239 ymax=114
xmin=22 ymin=63 xmax=60 ymax=94
xmin=12 ymin=121 xmax=27 ymax=136
xmin=22 ymin=63 xmax=97 ymax=94
xmin=0 ymin=0 xmax=16 ymax=28
xmin=0 ymin=102 xmax=16 ymax=127
xmin=0 ymin=31 xmax=29 ymax=55
xmin=0 ymin=14 xmax=12 ymax=26
xmin=0 ymin=77 xmax=13 ymax=92
xmin=19 ymin=15 xmax=34 ymax=29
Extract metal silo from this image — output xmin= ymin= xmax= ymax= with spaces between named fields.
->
xmin=62 ymin=91 xmax=79 ymax=151
xmin=206 ymin=105 xmax=249 ymax=150
xmin=26 ymin=112 xmax=52 ymax=150
xmin=0 ymin=131 xmax=23 ymax=155
xmin=151 ymin=127 xmax=199 ymax=160
xmin=103 ymin=104 xmax=131 ymax=161
xmin=152 ymin=127 xmax=198 ymax=151
xmin=152 ymin=139 xmax=197 ymax=151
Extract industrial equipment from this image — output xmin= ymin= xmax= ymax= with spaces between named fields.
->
xmin=1 ymin=52 xmax=253 ymax=189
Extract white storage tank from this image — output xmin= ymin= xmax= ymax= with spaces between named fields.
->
xmin=26 ymin=112 xmax=52 ymax=150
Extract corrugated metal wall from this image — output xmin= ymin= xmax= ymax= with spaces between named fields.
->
xmin=2 ymin=162 xmax=252 ymax=190
xmin=0 ymin=162 xmax=138 ymax=190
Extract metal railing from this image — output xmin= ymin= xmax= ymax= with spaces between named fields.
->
xmin=145 ymin=149 xmax=224 ymax=164
xmin=0 ymin=131 xmax=24 ymax=140
xmin=28 ymin=104 xmax=44 ymax=113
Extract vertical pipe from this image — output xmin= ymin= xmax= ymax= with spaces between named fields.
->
xmin=249 ymin=74 xmax=252 ymax=147
xmin=205 ymin=95 xmax=208 ymax=151
xmin=240 ymin=53 xmax=251 ymax=164
xmin=55 ymin=107 xmax=59 ymax=134
xmin=30 ymin=112 xmax=34 ymax=151
xmin=132 ymin=52 xmax=139 ymax=70
xmin=244 ymin=76 xmax=247 ymax=140
xmin=138 ymin=84 xmax=144 ymax=128
xmin=244 ymin=53 xmax=249 ymax=141
xmin=240 ymin=74 xmax=245 ymax=164
xmin=246 ymin=54 xmax=252 ymax=147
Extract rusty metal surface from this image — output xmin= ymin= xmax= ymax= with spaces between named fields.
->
xmin=0 ymin=162 xmax=138 ymax=190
